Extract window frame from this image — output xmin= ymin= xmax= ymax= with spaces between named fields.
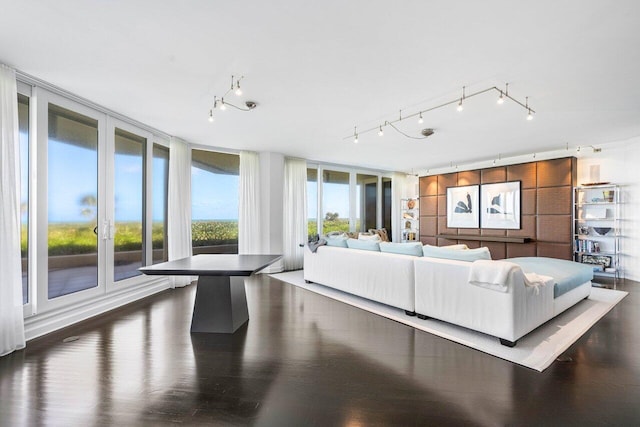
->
xmin=307 ymin=162 xmax=391 ymax=237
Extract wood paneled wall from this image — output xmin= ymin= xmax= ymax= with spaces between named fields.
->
xmin=419 ymin=157 xmax=577 ymax=260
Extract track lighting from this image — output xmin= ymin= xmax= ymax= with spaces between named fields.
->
xmin=353 ymin=127 xmax=359 ymax=143
xmin=344 ymin=82 xmax=535 ymax=140
xmin=208 ymin=75 xmax=255 ymax=121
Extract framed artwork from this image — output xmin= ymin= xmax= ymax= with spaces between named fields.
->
xmin=480 ymin=181 xmax=521 ymax=229
xmin=447 ymin=185 xmax=479 ymax=228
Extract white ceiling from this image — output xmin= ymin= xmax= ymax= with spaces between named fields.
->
xmin=1 ymin=0 xmax=639 ymax=173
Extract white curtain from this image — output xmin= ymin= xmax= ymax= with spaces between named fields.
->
xmin=238 ymin=151 xmax=262 ymax=254
xmin=0 ymin=64 xmax=26 ymax=356
xmin=282 ymin=158 xmax=307 ymax=270
xmin=391 ymin=172 xmax=408 ymax=243
xmin=167 ymin=137 xmax=193 ymax=288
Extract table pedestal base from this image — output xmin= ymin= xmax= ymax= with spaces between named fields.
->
xmin=191 ymin=276 xmax=249 ymax=333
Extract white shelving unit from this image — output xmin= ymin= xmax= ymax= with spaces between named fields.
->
xmin=401 ymin=198 xmax=419 ymax=243
xmin=573 ymin=184 xmax=622 ymax=285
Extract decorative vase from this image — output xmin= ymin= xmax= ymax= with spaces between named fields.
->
xmin=603 ymin=190 xmax=614 ymax=202
xmin=407 ymin=199 xmax=416 ymax=209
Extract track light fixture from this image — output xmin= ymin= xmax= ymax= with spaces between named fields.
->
xmin=353 ymin=126 xmax=359 ymax=143
xmin=208 ymin=75 xmax=257 ymax=121
xmin=344 ymin=82 xmax=536 ymax=141
xmin=497 ymin=83 xmax=508 ymax=105
xmin=457 ymin=86 xmax=466 ymax=112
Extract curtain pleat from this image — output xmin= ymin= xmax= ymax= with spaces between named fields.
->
xmin=282 ymin=158 xmax=307 ymax=270
xmin=238 ymin=151 xmax=262 ymax=254
xmin=167 ymin=137 xmax=193 ymax=288
xmin=0 ymin=64 xmax=26 ymax=356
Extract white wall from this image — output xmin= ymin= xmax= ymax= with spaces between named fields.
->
xmin=259 ymin=152 xmax=285 ymax=272
xmin=577 ymin=137 xmax=640 ymax=281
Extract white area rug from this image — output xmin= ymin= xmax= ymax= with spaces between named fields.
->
xmin=270 ymin=270 xmax=627 ymax=372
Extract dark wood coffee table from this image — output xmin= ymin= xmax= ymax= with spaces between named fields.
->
xmin=140 ymin=254 xmax=282 ymax=333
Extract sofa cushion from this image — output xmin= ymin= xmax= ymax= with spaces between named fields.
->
xmin=379 ymin=242 xmax=423 ymax=257
xmin=506 ymin=257 xmax=594 ymax=298
xmin=347 ymin=238 xmax=380 ymax=251
xmin=423 ymin=245 xmax=492 ymax=261
xmin=325 ymin=232 xmax=348 ymax=247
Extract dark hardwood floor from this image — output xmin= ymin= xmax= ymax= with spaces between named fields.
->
xmin=1 ymin=275 xmax=639 ymax=426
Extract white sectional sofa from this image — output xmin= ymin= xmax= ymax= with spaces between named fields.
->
xmin=303 ymin=245 xmax=416 ymax=314
xmin=303 ymin=243 xmax=593 ymax=347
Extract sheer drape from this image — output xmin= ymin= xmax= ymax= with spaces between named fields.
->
xmin=0 ymin=64 xmax=26 ymax=356
xmin=391 ymin=172 xmax=407 ymax=243
xmin=167 ymin=137 xmax=193 ymax=288
xmin=239 ymin=151 xmax=262 ymax=254
xmin=282 ymin=158 xmax=307 ymax=270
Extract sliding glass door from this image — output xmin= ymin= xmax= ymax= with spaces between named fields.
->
xmin=34 ymin=90 xmax=168 ymax=312
xmin=47 ymin=103 xmax=101 ymax=299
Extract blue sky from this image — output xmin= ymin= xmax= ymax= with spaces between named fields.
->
xmin=46 ymin=140 xmax=240 ymax=222
xmin=30 ymin=136 xmax=352 ymax=224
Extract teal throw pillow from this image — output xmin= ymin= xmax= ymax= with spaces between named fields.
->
xmin=325 ymin=232 xmax=348 ymax=248
xmin=379 ymin=242 xmax=423 ymax=257
xmin=346 ymin=238 xmax=380 ymax=252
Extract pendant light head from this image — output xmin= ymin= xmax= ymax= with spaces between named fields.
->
xmin=219 ymin=98 xmax=227 ymax=110
xmin=497 ymin=90 xmax=505 ymax=105
xmin=457 ymin=98 xmax=464 ymax=112
xmin=208 ymin=109 xmax=214 ymax=122
xmin=378 ymin=125 xmax=384 ymax=136
xmin=353 ymin=126 xmax=359 ymax=143
xmin=235 ymin=81 xmax=242 ymax=96
xmin=527 ymin=109 xmax=534 ymax=121
xmin=418 ymin=112 xmax=424 ymax=124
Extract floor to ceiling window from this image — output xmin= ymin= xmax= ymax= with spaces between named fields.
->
xmin=18 ymin=93 xmax=29 ymax=304
xmin=191 ymin=149 xmax=240 ymax=254
xmin=308 ymin=166 xmax=390 ymax=238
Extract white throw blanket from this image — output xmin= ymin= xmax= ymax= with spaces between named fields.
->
xmin=468 ymin=260 xmax=520 ymax=293
xmin=469 ymin=260 xmax=551 ymax=294
xmin=523 ymin=272 xmax=551 ymax=295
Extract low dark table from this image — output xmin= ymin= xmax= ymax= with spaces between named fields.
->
xmin=140 ymin=254 xmax=282 ymax=333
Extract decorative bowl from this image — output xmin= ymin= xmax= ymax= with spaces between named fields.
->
xmin=593 ymin=227 xmax=611 ymax=236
